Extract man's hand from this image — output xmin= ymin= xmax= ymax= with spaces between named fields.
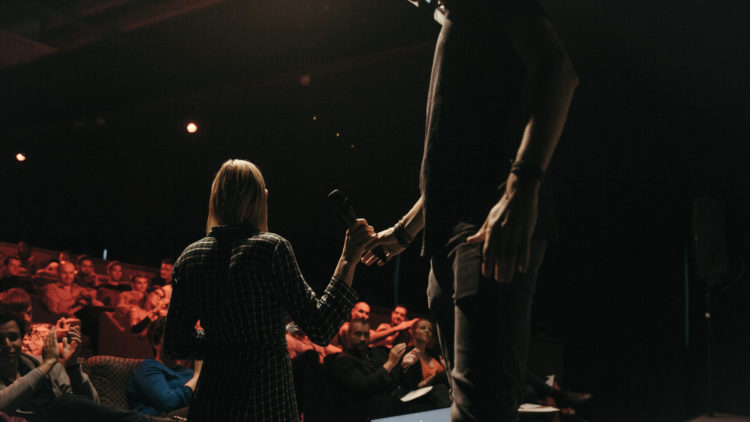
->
xmin=361 ymin=226 xmax=407 ymax=266
xmin=383 ymin=343 xmax=407 ymax=373
xmin=466 ymin=173 xmax=540 ymax=283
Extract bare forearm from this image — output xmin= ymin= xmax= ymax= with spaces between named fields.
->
xmin=515 ymin=62 xmax=578 ymax=171
xmin=399 ymin=197 xmax=424 ymax=238
xmin=369 ymin=327 xmax=398 ymax=343
xmin=333 ymin=257 xmax=358 ymax=287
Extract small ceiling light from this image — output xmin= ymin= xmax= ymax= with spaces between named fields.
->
xmin=16 ymin=153 xmax=26 ymax=162
xmin=299 ymin=74 xmax=312 ymax=86
xmin=186 ymin=122 xmax=198 ymax=133
xmin=312 ymin=115 xmax=317 ymax=121
xmin=336 ymin=132 xmax=341 ymax=137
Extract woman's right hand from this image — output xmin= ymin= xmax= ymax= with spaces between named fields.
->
xmin=342 ymin=219 xmax=375 ymax=262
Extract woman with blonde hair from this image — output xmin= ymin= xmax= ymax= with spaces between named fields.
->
xmin=164 ymin=159 xmax=372 ymax=421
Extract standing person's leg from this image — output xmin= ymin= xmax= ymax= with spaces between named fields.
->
xmin=429 ymin=230 xmax=547 ymax=422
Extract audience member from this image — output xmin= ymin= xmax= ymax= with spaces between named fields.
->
xmin=326 ymin=318 xmax=409 ymax=421
xmin=0 ymin=288 xmax=72 ymax=356
xmin=127 ymin=317 xmax=201 ymax=418
xmin=35 ymin=259 xmax=59 ymax=278
xmin=371 ymin=305 xmax=418 ymax=348
xmin=286 ymin=322 xmax=341 ymax=363
xmin=401 ymin=319 xmax=449 ymax=391
xmin=332 ymin=301 xmax=370 ymax=348
xmin=42 ymin=262 xmax=103 ymax=315
xmin=15 ymin=241 xmax=37 ymax=275
xmin=0 ymin=310 xmax=171 ymax=422
xmin=103 ymin=261 xmax=125 ymax=287
xmin=149 ymin=259 xmax=173 ymax=289
xmin=0 ymin=257 xmax=31 ymax=292
xmin=75 ymin=255 xmax=99 ymax=289
xmin=130 ymin=285 xmax=171 ymax=334
xmin=115 ymin=273 xmax=150 ymax=327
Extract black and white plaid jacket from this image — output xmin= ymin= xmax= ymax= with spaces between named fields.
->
xmin=164 ymin=224 xmax=358 ymax=421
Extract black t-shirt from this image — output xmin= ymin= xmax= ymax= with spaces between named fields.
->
xmin=419 ymin=0 xmax=556 ymax=255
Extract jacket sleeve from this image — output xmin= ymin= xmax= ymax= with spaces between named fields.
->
xmin=270 ymin=237 xmax=358 ymax=345
xmin=132 ymin=361 xmax=192 ymax=412
xmin=51 ymin=363 xmax=100 ymax=403
xmin=0 ymin=368 xmax=47 ymax=413
xmin=164 ymin=258 xmax=205 ymax=360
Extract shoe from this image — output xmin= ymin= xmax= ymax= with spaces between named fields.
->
xmin=553 ymin=390 xmax=592 ymax=408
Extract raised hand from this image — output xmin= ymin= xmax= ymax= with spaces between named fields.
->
xmin=60 ymin=326 xmax=81 ymax=366
xmin=466 ymin=173 xmax=539 ymax=283
xmin=342 ymin=218 xmax=376 ymax=262
xmin=42 ymin=328 xmax=60 ymax=365
xmin=387 ymin=343 xmax=408 ymax=368
xmin=401 ymin=347 xmax=419 ymax=369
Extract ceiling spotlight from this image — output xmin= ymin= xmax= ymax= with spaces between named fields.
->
xmin=16 ymin=153 xmax=26 ymax=162
xmin=299 ymin=74 xmax=311 ymax=86
xmin=186 ymin=122 xmax=198 ymax=133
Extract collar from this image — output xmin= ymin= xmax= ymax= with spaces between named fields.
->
xmin=209 ymin=224 xmax=260 ymax=242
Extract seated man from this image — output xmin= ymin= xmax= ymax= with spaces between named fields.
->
xmin=115 ymin=273 xmax=150 ymax=327
xmin=0 ymin=256 xmax=32 ymax=292
xmin=332 ymin=301 xmax=412 ymax=350
xmin=331 ymin=301 xmax=370 ymax=348
xmin=149 ymin=259 xmax=173 ymax=290
xmin=0 ymin=310 xmax=171 ymax=422
xmin=326 ymin=318 xmax=416 ymax=421
xmin=74 ymin=255 xmax=99 ymax=289
xmin=42 ymin=261 xmax=103 ymax=316
xmin=371 ymin=305 xmax=418 ymax=348
xmin=103 ymin=261 xmax=126 ymax=287
xmin=127 ymin=317 xmax=201 ymax=417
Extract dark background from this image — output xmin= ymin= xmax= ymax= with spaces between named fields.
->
xmin=1 ymin=1 xmax=749 ymax=420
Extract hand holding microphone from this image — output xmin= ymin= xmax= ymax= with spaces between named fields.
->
xmin=328 ymin=189 xmax=385 ymax=262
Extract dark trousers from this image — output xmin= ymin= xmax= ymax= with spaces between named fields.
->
xmin=427 ymin=224 xmax=547 ymax=422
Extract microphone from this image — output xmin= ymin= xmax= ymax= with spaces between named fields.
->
xmin=328 ymin=189 xmax=388 ymax=262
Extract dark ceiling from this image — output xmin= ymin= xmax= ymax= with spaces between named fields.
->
xmin=1 ymin=1 xmax=750 ymax=418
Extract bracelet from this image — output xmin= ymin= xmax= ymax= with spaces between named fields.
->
xmin=393 ymin=222 xmax=413 ymax=248
xmin=510 ymin=160 xmax=545 ymax=182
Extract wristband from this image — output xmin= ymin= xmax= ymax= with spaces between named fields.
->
xmin=510 ymin=160 xmax=545 ymax=182
xmin=393 ymin=222 xmax=413 ymax=248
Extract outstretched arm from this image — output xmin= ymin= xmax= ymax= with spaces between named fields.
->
xmin=362 ymin=197 xmax=424 ymax=266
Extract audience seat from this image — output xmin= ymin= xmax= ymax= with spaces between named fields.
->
xmin=86 ymin=355 xmax=144 ymax=410
xmin=98 ymin=311 xmax=153 ymax=359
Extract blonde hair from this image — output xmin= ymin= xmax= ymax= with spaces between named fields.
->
xmin=206 ymin=159 xmax=268 ymax=234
